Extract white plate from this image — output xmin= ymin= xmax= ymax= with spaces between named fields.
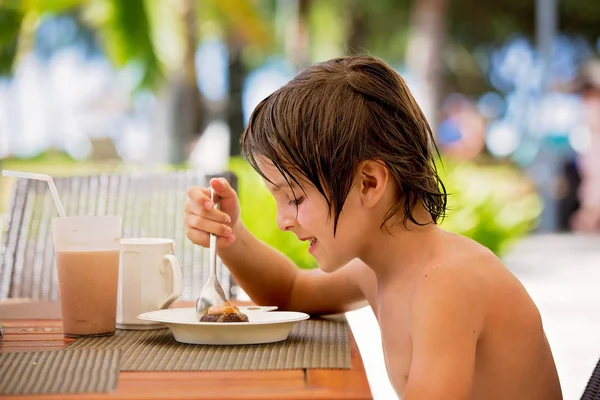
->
xmin=137 ymin=307 xmax=309 ymax=345
xmin=120 ymin=306 xmax=279 ymax=331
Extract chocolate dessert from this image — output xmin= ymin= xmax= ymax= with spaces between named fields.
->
xmin=199 ymin=302 xmax=249 ymax=323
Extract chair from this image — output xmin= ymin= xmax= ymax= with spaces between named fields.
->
xmin=0 ymin=170 xmax=238 ymax=301
xmin=582 ymin=358 xmax=600 ymax=399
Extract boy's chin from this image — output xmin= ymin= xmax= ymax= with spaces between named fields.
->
xmin=316 ymin=260 xmax=345 ymax=274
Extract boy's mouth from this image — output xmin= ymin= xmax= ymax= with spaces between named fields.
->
xmin=308 ymin=237 xmax=318 ymax=253
xmin=299 ymin=236 xmax=318 ymax=252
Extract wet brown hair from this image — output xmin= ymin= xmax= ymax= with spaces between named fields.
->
xmin=241 ymin=55 xmax=447 ymax=234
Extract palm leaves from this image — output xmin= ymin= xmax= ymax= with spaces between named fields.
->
xmin=0 ymin=5 xmax=23 ymax=75
xmin=84 ymin=0 xmax=161 ymax=90
xmin=0 ymin=0 xmax=271 ymax=90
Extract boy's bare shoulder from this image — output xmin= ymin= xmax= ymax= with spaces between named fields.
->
xmin=423 ymin=234 xmax=499 ymax=276
xmin=412 ymin=235 xmax=515 ymax=312
xmin=406 ymin=236 xmax=500 ymax=343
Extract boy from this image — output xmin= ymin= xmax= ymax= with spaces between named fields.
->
xmin=184 ymin=55 xmax=562 ymax=399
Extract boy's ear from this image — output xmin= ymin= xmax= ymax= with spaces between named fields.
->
xmin=357 ymin=160 xmax=389 ymax=207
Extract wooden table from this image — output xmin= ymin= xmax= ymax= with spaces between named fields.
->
xmin=0 ymin=300 xmax=373 ymax=400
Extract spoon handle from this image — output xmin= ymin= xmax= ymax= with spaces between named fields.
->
xmin=209 ymin=188 xmax=220 ymax=280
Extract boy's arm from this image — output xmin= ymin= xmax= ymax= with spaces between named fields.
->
xmin=218 ymin=224 xmax=371 ymax=315
xmin=402 ymin=270 xmax=484 ymax=400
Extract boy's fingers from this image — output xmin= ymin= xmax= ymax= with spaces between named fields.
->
xmin=187 ymin=187 xmax=216 ymax=210
xmin=184 ymin=199 xmax=203 ymax=215
xmin=198 ymin=207 xmax=231 ymax=224
xmin=210 ymin=178 xmax=236 ymax=199
xmin=185 ymin=226 xmax=235 ymax=249
xmin=185 ymin=200 xmax=231 ymax=224
xmin=185 ymin=226 xmax=208 ymax=246
xmin=220 ymin=235 xmax=236 ymax=247
xmin=187 ymin=187 xmax=211 ymax=204
xmin=185 ymin=214 xmax=233 ymax=238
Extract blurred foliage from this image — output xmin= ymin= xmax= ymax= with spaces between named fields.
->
xmin=1 ymin=0 xmax=598 ymax=101
xmin=0 ymin=5 xmax=23 ymax=75
xmin=0 ymin=0 xmax=273 ymax=89
xmin=444 ymin=0 xmax=600 ymax=95
xmin=206 ymin=0 xmax=271 ymax=48
xmin=439 ymin=159 xmax=542 ymax=256
xmin=301 ymin=0 xmax=600 ymax=95
xmin=228 ymin=156 xmax=542 ymax=269
xmin=1 ymin=151 xmax=109 ymax=174
xmin=84 ymin=0 xmax=162 ymax=89
xmin=447 ymin=0 xmax=600 ymax=48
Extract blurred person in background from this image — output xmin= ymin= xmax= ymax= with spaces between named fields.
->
xmin=437 ymin=94 xmax=486 ymax=162
xmin=569 ymin=59 xmax=600 ymax=233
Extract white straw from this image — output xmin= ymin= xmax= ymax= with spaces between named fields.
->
xmin=2 ymin=170 xmax=67 ymax=218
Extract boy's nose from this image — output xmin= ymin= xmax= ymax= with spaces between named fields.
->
xmin=276 ymin=211 xmax=296 ymax=231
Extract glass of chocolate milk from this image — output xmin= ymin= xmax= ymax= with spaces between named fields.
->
xmin=52 ymin=216 xmax=121 ymax=337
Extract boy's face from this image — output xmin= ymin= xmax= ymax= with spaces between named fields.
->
xmin=256 ymin=156 xmax=366 ymax=273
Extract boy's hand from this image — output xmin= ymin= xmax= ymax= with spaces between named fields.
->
xmin=185 ymin=178 xmax=241 ymax=249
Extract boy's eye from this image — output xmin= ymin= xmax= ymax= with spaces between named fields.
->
xmin=288 ymin=196 xmax=305 ymax=206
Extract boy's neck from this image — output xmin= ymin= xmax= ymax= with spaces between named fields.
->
xmin=358 ymin=205 xmax=449 ymax=284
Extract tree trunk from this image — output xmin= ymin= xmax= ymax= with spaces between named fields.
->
xmin=405 ymin=0 xmax=449 ymax=134
xmin=167 ymin=0 xmax=204 ymax=165
xmin=347 ymin=0 xmax=366 ymax=55
xmin=295 ymin=0 xmax=310 ymax=69
xmin=227 ymin=36 xmax=246 ymax=157
xmin=277 ymin=0 xmax=310 ymax=71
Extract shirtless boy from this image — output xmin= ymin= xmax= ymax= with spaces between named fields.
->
xmin=185 ymin=55 xmax=562 ymax=399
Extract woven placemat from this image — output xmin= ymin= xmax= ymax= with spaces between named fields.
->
xmin=0 ymin=349 xmax=120 ymax=395
xmin=66 ymin=319 xmax=350 ymax=371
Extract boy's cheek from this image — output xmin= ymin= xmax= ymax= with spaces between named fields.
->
xmin=296 ymin=208 xmax=313 ymax=226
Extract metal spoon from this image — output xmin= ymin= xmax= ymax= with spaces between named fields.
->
xmin=196 ymin=188 xmax=228 ymax=320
